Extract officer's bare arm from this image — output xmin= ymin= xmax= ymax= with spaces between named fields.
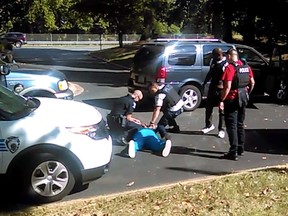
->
xmin=126 ymin=113 xmax=141 ymax=125
xmin=220 ymin=80 xmax=232 ymax=102
xmin=150 ymin=106 xmax=161 ymax=124
xmin=248 ymin=77 xmax=255 ymax=94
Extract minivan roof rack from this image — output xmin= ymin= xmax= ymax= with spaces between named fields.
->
xmin=150 ymin=38 xmax=225 ymax=43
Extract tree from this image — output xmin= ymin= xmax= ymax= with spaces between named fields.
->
xmin=75 ymin=0 xmax=144 ymax=46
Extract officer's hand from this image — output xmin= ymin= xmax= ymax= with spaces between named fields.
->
xmin=219 ymin=101 xmax=224 ymax=111
xmin=149 ymin=123 xmax=157 ymax=129
xmin=134 ymin=119 xmax=141 ymax=125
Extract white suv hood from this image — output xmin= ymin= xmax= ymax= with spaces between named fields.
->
xmin=32 ymin=97 xmax=103 ymax=127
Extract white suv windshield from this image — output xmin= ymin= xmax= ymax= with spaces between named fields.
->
xmin=0 ymin=85 xmax=38 ymax=120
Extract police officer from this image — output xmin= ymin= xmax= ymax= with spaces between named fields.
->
xmin=107 ymin=90 xmax=144 ymax=144
xmin=202 ymin=47 xmax=228 ymax=138
xmin=219 ymin=48 xmax=255 ymax=160
xmin=148 ymin=82 xmax=184 ymax=139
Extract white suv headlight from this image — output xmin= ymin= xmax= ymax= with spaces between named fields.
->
xmin=58 ymin=80 xmax=68 ymax=91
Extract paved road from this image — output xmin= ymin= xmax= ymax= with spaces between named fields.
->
xmin=13 ymin=47 xmax=288 ymax=203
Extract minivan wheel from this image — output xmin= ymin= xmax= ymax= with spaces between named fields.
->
xmin=179 ymin=85 xmax=201 ymax=111
xmin=15 ymin=153 xmax=75 ymax=204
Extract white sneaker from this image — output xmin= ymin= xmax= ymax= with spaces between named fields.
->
xmin=218 ymin=130 xmax=225 ymax=139
xmin=128 ymin=140 xmax=136 ymax=158
xmin=162 ymin=140 xmax=172 ymax=157
xmin=201 ymin=124 xmax=215 ymax=134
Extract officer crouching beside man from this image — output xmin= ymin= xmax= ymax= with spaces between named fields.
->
xmin=107 ymin=82 xmax=184 ymax=158
xmin=107 ymin=48 xmax=255 ymax=161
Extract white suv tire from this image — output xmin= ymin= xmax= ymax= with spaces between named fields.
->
xmin=13 ymin=152 xmax=76 ymax=204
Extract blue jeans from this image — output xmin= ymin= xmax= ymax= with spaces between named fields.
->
xmin=224 ymin=99 xmax=246 ymax=154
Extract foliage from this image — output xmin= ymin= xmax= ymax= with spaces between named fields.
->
xmin=0 ymin=0 xmax=287 ymax=43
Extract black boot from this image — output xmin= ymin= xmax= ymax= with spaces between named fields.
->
xmin=221 ymin=152 xmax=239 ymax=161
xmin=169 ymin=125 xmax=180 ymax=133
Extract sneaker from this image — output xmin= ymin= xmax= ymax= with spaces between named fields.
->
xmin=128 ymin=140 xmax=136 ymax=158
xmin=169 ymin=125 xmax=180 ymax=133
xmin=218 ymin=130 xmax=225 ymax=139
xmin=201 ymin=124 xmax=215 ymax=134
xmin=162 ymin=140 xmax=172 ymax=157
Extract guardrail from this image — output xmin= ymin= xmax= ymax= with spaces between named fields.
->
xmin=26 ymin=40 xmax=136 ymax=46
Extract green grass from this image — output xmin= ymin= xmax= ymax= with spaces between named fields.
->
xmin=90 ymin=42 xmax=144 ymax=69
xmin=5 ymin=165 xmax=288 ymax=216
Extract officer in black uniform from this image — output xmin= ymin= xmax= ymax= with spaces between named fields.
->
xmin=219 ymin=48 xmax=255 ymax=160
xmin=148 ymin=82 xmax=184 ymax=139
xmin=107 ymin=90 xmax=144 ymax=144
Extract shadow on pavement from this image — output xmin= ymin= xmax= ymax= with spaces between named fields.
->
xmin=166 ymin=167 xmax=231 ymax=176
xmin=83 ymin=98 xmax=117 ymax=110
xmin=83 ymin=98 xmax=154 ymax=112
xmin=170 ymin=146 xmax=225 ymax=159
xmin=0 ymin=179 xmax=89 ymax=213
xmin=172 ymin=129 xmax=288 ymax=156
xmin=0 ymin=178 xmax=28 ymax=213
xmin=245 ymin=129 xmax=288 ymax=154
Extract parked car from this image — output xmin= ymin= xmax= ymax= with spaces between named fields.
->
xmin=0 ymin=32 xmax=27 ymax=48
xmin=0 ymin=83 xmax=112 ymax=203
xmin=0 ymin=61 xmax=74 ymax=100
xmin=268 ymin=44 xmax=288 ymax=102
xmin=128 ymin=39 xmax=277 ymax=111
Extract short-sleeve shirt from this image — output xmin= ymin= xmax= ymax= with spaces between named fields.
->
xmin=110 ymin=94 xmax=136 ymax=116
xmin=222 ymin=60 xmax=254 ymax=100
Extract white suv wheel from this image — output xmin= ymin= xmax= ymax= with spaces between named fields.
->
xmin=14 ymin=153 xmax=76 ymax=204
xmin=31 ymin=161 xmax=69 ymax=197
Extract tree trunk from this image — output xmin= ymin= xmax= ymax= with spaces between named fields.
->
xmin=222 ymin=0 xmax=233 ymax=42
xmin=211 ymin=0 xmax=224 ymax=39
xmin=118 ymin=31 xmax=123 ymax=48
xmin=242 ymin=2 xmax=256 ymax=44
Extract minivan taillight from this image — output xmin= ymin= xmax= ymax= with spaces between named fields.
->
xmin=156 ymin=66 xmax=167 ymax=83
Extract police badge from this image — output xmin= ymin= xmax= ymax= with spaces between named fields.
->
xmin=5 ymin=136 xmax=20 ymax=153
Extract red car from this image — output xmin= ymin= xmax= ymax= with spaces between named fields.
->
xmin=0 ymin=32 xmax=27 ymax=48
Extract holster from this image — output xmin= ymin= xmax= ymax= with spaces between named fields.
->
xmin=107 ymin=114 xmax=126 ymax=128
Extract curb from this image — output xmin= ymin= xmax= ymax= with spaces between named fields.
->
xmin=68 ymin=82 xmax=84 ymax=96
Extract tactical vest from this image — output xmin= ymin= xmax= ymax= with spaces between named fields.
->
xmin=159 ymin=84 xmax=181 ymax=108
xmin=231 ymin=63 xmax=250 ymax=90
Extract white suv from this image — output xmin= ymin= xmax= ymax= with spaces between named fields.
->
xmin=0 ymin=84 xmax=112 ymax=203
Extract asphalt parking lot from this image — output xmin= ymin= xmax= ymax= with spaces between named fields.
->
xmin=62 ymin=94 xmax=288 ymax=201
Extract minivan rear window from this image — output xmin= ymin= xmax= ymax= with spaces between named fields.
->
xmin=134 ymin=45 xmax=164 ymax=65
